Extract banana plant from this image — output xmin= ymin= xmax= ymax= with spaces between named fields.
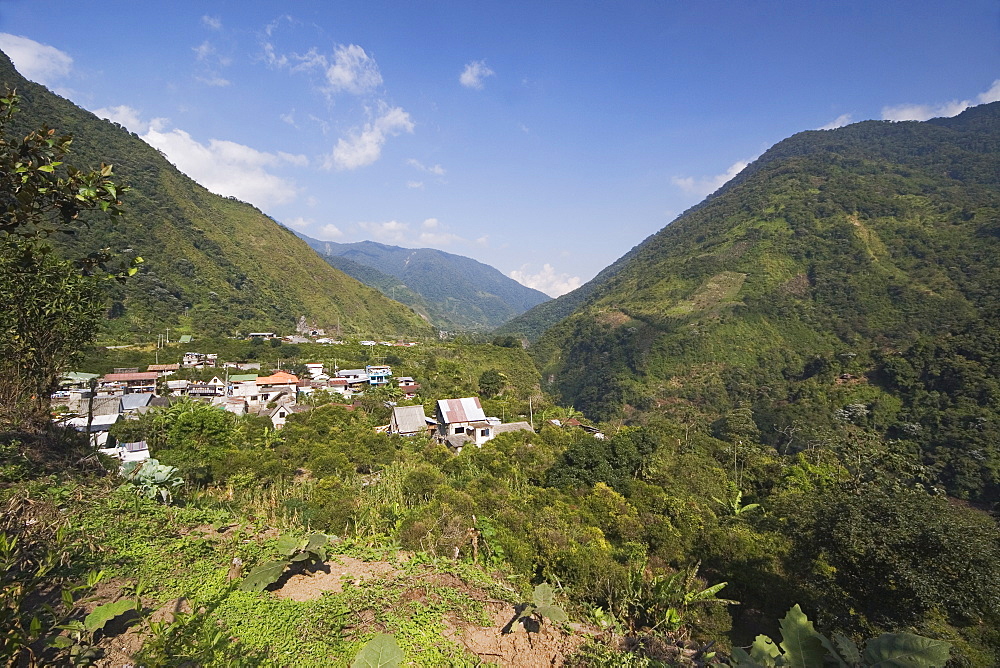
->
xmin=730 ymin=604 xmax=950 ymax=668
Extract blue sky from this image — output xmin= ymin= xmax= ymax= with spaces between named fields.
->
xmin=1 ymin=1 xmax=997 ymax=296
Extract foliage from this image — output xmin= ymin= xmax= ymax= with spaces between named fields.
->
xmin=0 ymin=90 xmax=131 ymax=432
xmin=609 ymin=562 xmax=735 ymax=635
xmin=508 ymin=583 xmax=568 ymax=633
xmin=239 ymin=533 xmax=329 ymax=592
xmin=351 ymin=633 xmax=404 ymax=668
xmin=119 ymin=458 xmax=184 ymax=504
xmin=299 ymin=235 xmax=549 ymax=332
xmin=730 ymin=604 xmax=951 ymax=668
xmin=477 ymin=368 xmax=506 ymax=397
xmin=0 ymin=53 xmax=431 ymax=341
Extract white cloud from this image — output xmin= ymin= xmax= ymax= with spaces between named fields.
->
xmin=407 ymin=158 xmax=446 ymax=175
xmin=882 ymin=79 xmax=1000 ymax=122
xmin=325 ymin=44 xmax=382 ymax=94
xmin=419 ymin=231 xmax=462 ymax=245
xmin=193 ymin=41 xmax=215 ymax=61
xmin=979 ymin=79 xmax=1000 ymax=104
xmin=196 ymin=75 xmax=231 ymax=87
xmin=672 ymin=159 xmax=750 ymax=198
xmin=0 ymin=34 xmax=72 ymax=85
xmin=277 ymin=43 xmax=382 ymax=96
xmin=141 ymin=118 xmax=305 ymax=208
xmin=326 ymin=106 xmax=414 ymax=170
xmin=284 ymin=216 xmax=311 ymax=230
xmin=422 ymin=218 xmax=439 ymax=229
xmin=407 ymin=180 xmax=425 ymax=189
xmin=509 ymin=264 xmax=581 ymax=298
xmin=92 ymin=105 xmax=149 ymax=133
xmin=460 ymin=60 xmax=495 ymax=89
xmin=202 ymin=16 xmax=222 ymax=30
xmin=818 ymin=113 xmax=852 ymax=130
xmin=319 ymin=223 xmax=343 ymax=239
xmin=357 ymin=220 xmax=410 ymax=244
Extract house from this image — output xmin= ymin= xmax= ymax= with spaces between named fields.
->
xmin=490 ymin=421 xmax=535 ymax=438
xmin=214 ymin=396 xmax=249 ymax=416
xmin=62 ymin=413 xmax=120 ymax=448
xmin=268 ymin=404 xmax=310 ymax=429
xmin=229 ymin=375 xmax=259 ymax=402
xmin=435 ymin=397 xmax=494 ymax=450
xmin=366 ymin=365 xmax=392 ymax=387
xmin=146 ymin=363 xmax=179 ymax=376
xmin=166 ymin=379 xmax=190 ymax=396
xmin=389 ymin=405 xmax=435 ymax=436
xmin=120 ymin=394 xmax=153 ymax=414
xmin=99 ymin=439 xmax=150 ymax=463
xmin=98 ymin=371 xmax=158 ymax=395
xmin=223 ymin=361 xmax=261 ymax=371
xmin=182 ymin=352 xmax=217 ymax=368
xmin=396 ymin=377 xmax=420 ymax=399
xmin=304 ymin=363 xmax=326 ymax=379
xmin=257 ymin=371 xmax=300 ymax=403
xmin=247 ymin=332 xmax=275 ymax=341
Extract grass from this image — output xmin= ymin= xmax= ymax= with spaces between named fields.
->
xmin=54 ymin=480 xmax=521 ymax=666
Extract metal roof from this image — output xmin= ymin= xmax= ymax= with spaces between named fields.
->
xmin=437 ymin=397 xmax=486 ymax=424
xmin=391 ymin=405 xmax=429 ymax=434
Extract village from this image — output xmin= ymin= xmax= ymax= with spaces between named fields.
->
xmin=54 ymin=340 xmax=537 ymax=464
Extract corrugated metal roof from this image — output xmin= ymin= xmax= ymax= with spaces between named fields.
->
xmin=103 ymin=372 xmax=159 ymax=382
xmin=437 ymin=397 xmax=485 ymax=424
xmin=391 ymin=405 xmax=429 ymax=434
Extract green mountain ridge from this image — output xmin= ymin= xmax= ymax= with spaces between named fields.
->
xmin=294 ymin=234 xmax=550 ymax=332
xmin=531 ymin=101 xmax=1000 ymax=502
xmin=0 ymin=50 xmax=432 ymax=340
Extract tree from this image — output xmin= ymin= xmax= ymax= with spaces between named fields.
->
xmin=0 ymin=90 xmax=130 ymax=432
xmin=478 ymin=368 xmax=506 ymax=398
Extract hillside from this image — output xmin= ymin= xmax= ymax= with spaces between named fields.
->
xmin=296 ymin=234 xmax=550 ymax=331
xmin=533 ymin=102 xmax=1000 ymax=503
xmin=0 ymin=50 xmax=432 ymax=340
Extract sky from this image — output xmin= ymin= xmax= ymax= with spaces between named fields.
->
xmin=0 ymin=1 xmax=998 ymax=297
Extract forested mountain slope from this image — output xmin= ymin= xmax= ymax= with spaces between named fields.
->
xmin=296 ymin=234 xmax=550 ymax=331
xmin=0 ymin=51 xmax=432 ymax=340
xmin=534 ymin=102 xmax=1000 ymax=503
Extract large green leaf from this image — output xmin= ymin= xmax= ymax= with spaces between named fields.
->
xmin=748 ymin=634 xmax=782 ymax=665
xmin=239 ymin=559 xmax=290 ymax=592
xmin=84 ymin=599 xmax=136 ymax=633
xmin=777 ymin=605 xmax=826 ymax=668
xmin=535 ymin=605 xmax=568 ymax=623
xmin=276 ymin=535 xmax=303 ymax=556
xmin=532 ymin=583 xmax=555 ymax=607
xmin=864 ymin=633 xmax=951 ymax=668
xmin=351 ymin=633 xmax=404 ymax=668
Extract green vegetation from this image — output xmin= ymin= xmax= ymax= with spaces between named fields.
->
xmin=296 ymin=235 xmax=550 ymax=332
xmin=730 ymin=604 xmax=951 ymax=668
xmin=3 ymin=43 xmax=1000 ymax=668
xmin=530 ymin=102 xmax=1000 ymax=508
xmin=0 ymin=50 xmax=432 ymax=342
xmin=0 ymin=89 xmax=134 ymax=432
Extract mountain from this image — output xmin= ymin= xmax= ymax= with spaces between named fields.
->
xmin=532 ymin=102 xmax=1000 ymax=502
xmin=0 ymin=50 xmax=432 ymax=340
xmin=294 ymin=234 xmax=550 ymax=331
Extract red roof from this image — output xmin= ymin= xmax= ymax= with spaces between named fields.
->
xmin=256 ymin=371 xmax=300 ymax=385
xmin=102 ymin=372 xmax=159 ymax=382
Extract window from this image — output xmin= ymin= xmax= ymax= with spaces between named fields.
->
xmin=455 ymin=426 xmax=465 ymax=434
xmin=480 ymin=429 xmax=489 ymax=437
